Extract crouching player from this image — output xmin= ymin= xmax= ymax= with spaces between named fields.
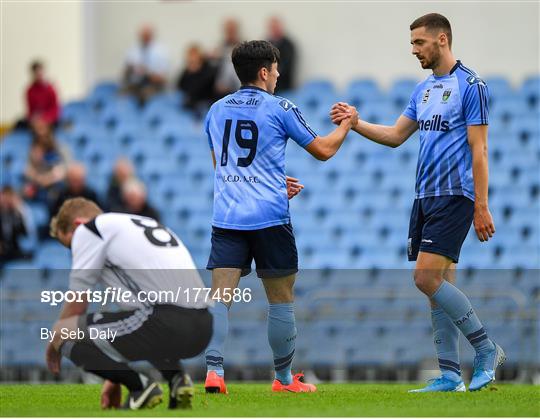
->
xmin=45 ymin=198 xmax=212 ymax=409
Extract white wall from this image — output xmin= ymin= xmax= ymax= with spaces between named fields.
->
xmin=1 ymin=0 xmax=85 ymax=123
xmin=91 ymin=0 xmax=539 ymax=90
xmin=1 ymin=1 xmax=538 ymax=123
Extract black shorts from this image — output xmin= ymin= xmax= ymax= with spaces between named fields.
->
xmin=206 ymin=223 xmax=298 ymax=278
xmin=78 ymin=305 xmax=212 ymax=363
xmin=407 ymin=196 xmax=474 ymax=263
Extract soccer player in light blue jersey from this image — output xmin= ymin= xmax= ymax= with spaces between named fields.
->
xmin=331 ymin=13 xmax=505 ymax=392
xmin=203 ymin=40 xmax=357 ymax=393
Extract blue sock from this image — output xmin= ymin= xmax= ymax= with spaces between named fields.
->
xmin=268 ymin=303 xmax=296 ymax=385
xmin=432 ymin=281 xmax=495 ymax=354
xmin=431 ymin=306 xmax=461 ymax=381
xmin=205 ymin=301 xmax=228 ymax=377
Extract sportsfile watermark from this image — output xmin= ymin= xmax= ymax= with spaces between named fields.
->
xmin=40 ymin=286 xmax=252 ymax=306
xmin=0 ymin=269 xmax=537 ymax=382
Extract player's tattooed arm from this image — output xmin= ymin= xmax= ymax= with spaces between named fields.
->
xmin=468 ymin=124 xmax=495 ymax=242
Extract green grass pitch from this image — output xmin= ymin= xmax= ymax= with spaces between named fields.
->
xmin=0 ymin=383 xmax=538 ymax=417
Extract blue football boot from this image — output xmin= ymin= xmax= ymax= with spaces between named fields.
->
xmin=469 ymin=343 xmax=506 ymax=391
xmin=409 ymin=376 xmax=466 ymax=393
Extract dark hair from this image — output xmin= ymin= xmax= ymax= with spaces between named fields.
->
xmin=410 ymin=13 xmax=452 ymax=48
xmin=30 ymin=60 xmax=43 ymax=72
xmin=232 ymin=40 xmax=280 ymax=84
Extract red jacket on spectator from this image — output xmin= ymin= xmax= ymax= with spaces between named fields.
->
xmin=26 ymin=81 xmax=60 ymax=126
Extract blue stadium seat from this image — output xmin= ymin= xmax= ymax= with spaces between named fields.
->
xmin=301 ymin=79 xmax=335 ymax=95
xmin=154 ymin=122 xmax=187 ymax=151
xmin=496 ymin=245 xmax=540 ymax=269
xmin=81 ymin=137 xmax=120 ymax=166
xmin=295 ymin=80 xmax=337 ymax=112
xmin=26 ymin=202 xmax=49 ymax=229
xmin=145 ymin=91 xmax=183 ymax=110
xmin=345 ymin=78 xmax=383 ymax=107
xmin=520 ymin=75 xmax=540 ymax=110
xmin=490 ymin=186 xmax=533 ymax=208
xmin=64 ymin=123 xmax=111 ymax=153
xmin=1 ymin=132 xmax=32 ymax=174
xmin=41 ymin=269 xmax=70 ymax=290
xmin=61 ymin=100 xmax=94 ymax=125
xmin=2 ymin=130 xmax=33 ymax=146
xmin=490 ymin=95 xmax=529 ymax=124
xmin=87 ymin=81 xmax=120 ymax=110
xmin=388 ymin=78 xmax=419 ymax=109
xmin=110 ymin=123 xmax=142 ymax=151
xmin=91 ymin=81 xmax=119 ymax=98
xmin=484 ymin=76 xmax=514 ymax=101
xmin=360 ymin=100 xmax=399 ymax=125
xmin=141 ymin=105 xmax=186 ymax=130
xmin=98 ymin=98 xmax=138 ymax=129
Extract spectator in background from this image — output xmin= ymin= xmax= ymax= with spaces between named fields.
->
xmin=16 ymin=60 xmax=60 ymax=131
xmin=267 ymin=17 xmax=297 ymax=92
xmin=212 ymin=18 xmax=241 ymax=98
xmin=49 ymin=162 xmax=99 ymax=219
xmin=123 ymin=25 xmax=169 ymax=105
xmin=115 ymin=178 xmax=160 ymax=221
xmin=23 ymin=119 xmax=69 ymax=203
xmin=0 ymin=186 xmax=33 ymax=266
xmin=105 ymin=158 xmax=135 ymax=211
xmin=176 ymin=44 xmax=217 ymax=115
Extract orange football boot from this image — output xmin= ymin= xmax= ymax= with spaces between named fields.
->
xmin=204 ymin=371 xmax=228 ymax=394
xmin=271 ymin=372 xmax=317 ymax=393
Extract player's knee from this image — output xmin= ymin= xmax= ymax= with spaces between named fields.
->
xmin=265 ymin=286 xmax=294 ymax=304
xmin=262 ymin=275 xmax=295 ymax=303
xmin=413 ymin=269 xmax=442 ymax=295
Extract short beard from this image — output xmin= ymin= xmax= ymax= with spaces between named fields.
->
xmin=425 ymin=48 xmax=442 ymax=70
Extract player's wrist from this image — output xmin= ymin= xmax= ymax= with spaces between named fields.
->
xmin=474 ymin=201 xmax=488 ymax=210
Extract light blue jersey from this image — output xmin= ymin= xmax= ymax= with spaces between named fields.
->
xmin=403 ymin=61 xmax=489 ymax=201
xmin=205 ymin=86 xmax=317 ymax=230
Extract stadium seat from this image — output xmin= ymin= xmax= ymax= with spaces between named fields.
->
xmin=520 ymin=75 xmax=540 ymax=110
xmin=91 ymin=81 xmax=119 ymax=98
xmin=490 ymin=95 xmax=529 ymax=124
xmin=145 ymin=91 xmax=183 ymax=109
xmin=296 ymin=80 xmax=337 ymax=112
xmin=388 ymin=78 xmax=419 ymax=110
xmin=98 ymin=98 xmax=138 ymax=129
xmin=86 ymin=81 xmax=120 ymax=110
xmin=26 ymin=202 xmax=49 ymax=230
xmin=360 ymin=100 xmax=399 ymax=125
xmin=484 ymin=76 xmax=514 ymax=101
xmin=61 ymin=100 xmax=94 ymax=125
xmin=301 ymin=79 xmax=335 ymax=94
xmin=345 ymin=78 xmax=383 ymax=107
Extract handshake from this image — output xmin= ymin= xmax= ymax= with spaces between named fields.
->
xmin=329 ymin=102 xmax=360 ymax=128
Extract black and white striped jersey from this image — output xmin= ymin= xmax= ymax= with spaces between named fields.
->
xmin=68 ymin=212 xmax=209 ymax=310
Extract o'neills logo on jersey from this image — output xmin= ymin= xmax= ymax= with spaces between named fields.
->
xmin=418 ymin=114 xmax=450 ymax=132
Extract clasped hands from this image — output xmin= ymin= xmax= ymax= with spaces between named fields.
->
xmin=330 ymin=102 xmax=359 ymax=127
